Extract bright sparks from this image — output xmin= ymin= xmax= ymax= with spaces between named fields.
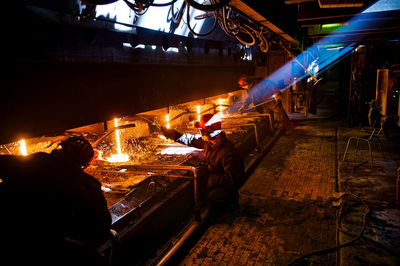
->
xmin=106 ymin=118 xmax=129 ymax=163
xmin=160 ymin=146 xmax=200 ymax=155
xmin=19 ymin=139 xmax=28 ymax=156
xmin=107 ymin=153 xmax=129 ymax=163
xmin=197 ymin=105 xmax=201 ymax=122
xmin=218 ymin=98 xmax=224 ymax=117
xmin=166 ymin=114 xmax=170 ymax=129
xmin=114 ymin=118 xmax=122 ymax=155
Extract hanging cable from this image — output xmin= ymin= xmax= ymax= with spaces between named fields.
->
xmin=234 ymin=24 xmax=256 ymax=47
xmin=170 ymin=1 xmax=187 ymax=24
xmin=186 ymin=3 xmax=218 ymax=37
xmin=123 ymin=0 xmax=150 ymax=15
xmin=220 ymin=6 xmax=240 ymax=36
xmin=82 ymin=0 xmax=119 ymax=4
xmin=134 ymin=0 xmax=179 ymax=7
xmin=184 ymin=0 xmax=231 ymax=12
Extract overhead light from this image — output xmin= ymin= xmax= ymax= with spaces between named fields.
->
xmin=321 ymin=23 xmax=341 ymax=29
xmin=326 ymin=46 xmax=344 ymax=50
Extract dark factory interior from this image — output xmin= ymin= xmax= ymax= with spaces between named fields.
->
xmin=1 ymin=0 xmax=400 ymax=265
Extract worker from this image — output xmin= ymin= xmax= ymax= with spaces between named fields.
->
xmin=238 ymin=75 xmax=292 ymax=131
xmin=161 ymin=114 xmax=245 ymax=218
xmin=0 ymin=136 xmax=111 ymax=265
xmin=368 ymin=99 xmax=381 ymax=128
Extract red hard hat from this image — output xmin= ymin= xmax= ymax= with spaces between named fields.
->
xmin=195 ymin=114 xmax=221 ymax=134
xmin=238 ymin=75 xmax=248 ymax=87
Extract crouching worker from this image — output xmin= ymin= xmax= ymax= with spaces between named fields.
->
xmin=238 ymin=75 xmax=292 ymax=131
xmin=0 ymin=136 xmax=111 ymax=265
xmin=161 ymin=114 xmax=245 ymax=219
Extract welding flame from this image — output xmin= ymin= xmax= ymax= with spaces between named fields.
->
xmin=19 ymin=139 xmax=28 ymax=156
xmin=166 ymin=114 xmax=170 ymax=129
xmin=106 ymin=118 xmax=129 ymax=163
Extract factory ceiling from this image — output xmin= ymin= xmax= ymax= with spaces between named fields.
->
xmin=244 ymin=0 xmax=400 ymax=45
xmin=1 ymin=0 xmax=399 ymax=144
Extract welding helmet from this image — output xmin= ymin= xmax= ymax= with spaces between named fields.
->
xmin=55 ymin=136 xmax=94 ymax=169
xmin=194 ymin=114 xmax=222 ymax=139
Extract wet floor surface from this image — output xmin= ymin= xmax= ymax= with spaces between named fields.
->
xmin=177 ymin=118 xmax=400 ymax=265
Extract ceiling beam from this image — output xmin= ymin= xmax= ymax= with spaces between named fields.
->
xmin=231 ymin=0 xmax=298 ymax=45
xmin=297 ymin=2 xmax=365 ymax=22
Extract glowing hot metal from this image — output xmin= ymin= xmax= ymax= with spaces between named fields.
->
xmin=166 ymin=114 xmax=170 ymax=129
xmin=196 ymin=105 xmax=201 ymax=122
xmin=19 ymin=139 xmax=28 ymax=156
xmin=106 ymin=118 xmax=129 ymax=163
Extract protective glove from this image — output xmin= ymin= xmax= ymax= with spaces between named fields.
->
xmin=160 ymin=126 xmax=181 ymax=140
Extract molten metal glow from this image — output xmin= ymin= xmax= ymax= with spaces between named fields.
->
xmin=159 ymin=135 xmax=167 ymax=140
xmin=197 ymin=105 xmax=201 ymax=121
xmin=107 ymin=153 xmax=130 ymax=163
xmin=19 ymin=139 xmax=28 ymax=156
xmin=218 ymin=99 xmax=224 ymax=117
xmin=160 ymin=146 xmax=200 ymax=155
xmin=166 ymin=114 xmax=170 ymax=129
xmin=114 ymin=118 xmax=122 ymax=155
xmin=106 ymin=118 xmax=129 ymax=163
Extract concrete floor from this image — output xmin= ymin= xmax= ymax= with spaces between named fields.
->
xmin=177 ymin=110 xmax=400 ymax=265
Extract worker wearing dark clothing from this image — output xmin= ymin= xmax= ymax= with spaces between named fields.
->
xmin=238 ymin=76 xmax=276 ymax=113
xmin=0 ymin=137 xmax=111 ymax=265
xmin=238 ymin=75 xmax=292 ymax=131
xmin=161 ymin=114 xmax=245 ymax=215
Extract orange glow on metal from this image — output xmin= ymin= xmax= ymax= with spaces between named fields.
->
xmin=166 ymin=114 xmax=170 ymax=129
xmin=114 ymin=118 xmax=122 ymax=155
xmin=96 ymin=150 xmax=105 ymax=160
xmin=160 ymin=146 xmax=200 ymax=155
xmin=218 ymin=98 xmax=224 ymax=117
xmin=196 ymin=105 xmax=201 ymax=121
xmin=19 ymin=139 xmax=28 ymax=156
xmin=106 ymin=118 xmax=129 ymax=163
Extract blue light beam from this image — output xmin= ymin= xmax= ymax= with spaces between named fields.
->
xmin=230 ymin=0 xmax=398 ymax=112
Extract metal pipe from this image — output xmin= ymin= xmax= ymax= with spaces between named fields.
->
xmin=166 ymin=111 xmax=196 ymax=124
xmin=156 ymin=220 xmax=200 ymax=266
xmin=92 ymin=123 xmax=136 ymax=148
xmin=155 ymin=207 xmax=210 ymax=266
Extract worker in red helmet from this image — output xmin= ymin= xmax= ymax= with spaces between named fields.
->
xmin=0 ymin=136 xmax=111 ymax=265
xmin=161 ymin=114 xmax=245 ymax=218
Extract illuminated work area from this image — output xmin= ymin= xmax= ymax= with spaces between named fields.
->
xmin=1 ymin=1 xmax=399 ymax=265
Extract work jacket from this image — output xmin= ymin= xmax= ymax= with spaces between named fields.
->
xmin=0 ymin=152 xmax=111 ymax=264
xmin=174 ymin=131 xmax=245 ymax=190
